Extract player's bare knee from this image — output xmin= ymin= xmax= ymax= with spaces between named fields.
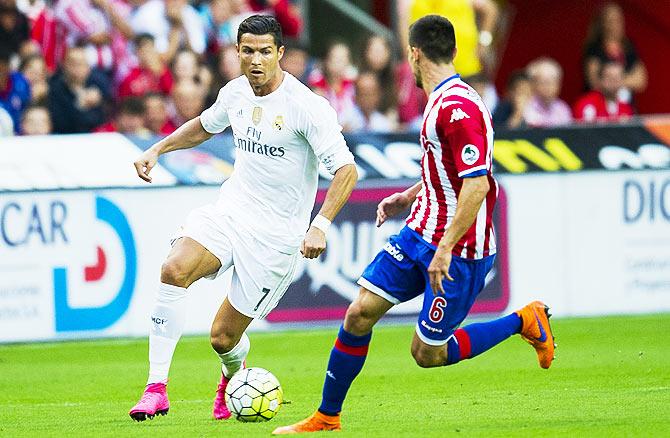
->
xmin=210 ymin=332 xmax=237 ymax=353
xmin=160 ymin=259 xmax=192 ymax=288
xmin=343 ymin=301 xmax=374 ymax=336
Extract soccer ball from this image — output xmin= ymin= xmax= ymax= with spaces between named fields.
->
xmin=225 ymin=367 xmax=283 ymax=422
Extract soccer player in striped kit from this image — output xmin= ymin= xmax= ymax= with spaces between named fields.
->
xmin=273 ymin=15 xmax=556 ymax=434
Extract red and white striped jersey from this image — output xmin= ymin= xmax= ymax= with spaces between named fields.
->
xmin=406 ymin=74 xmax=498 ymax=259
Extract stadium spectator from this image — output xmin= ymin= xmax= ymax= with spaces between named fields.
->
xmin=20 ymin=103 xmax=51 ymax=134
xmin=54 ymin=0 xmax=134 ymax=78
xmin=169 ymin=80 xmax=205 ymax=126
xmin=280 ymin=39 xmax=313 ymax=84
xmin=118 ymin=33 xmax=174 ymax=98
xmin=144 ymin=92 xmax=176 ymax=135
xmin=20 ymin=54 xmax=48 ymax=104
xmin=48 ymin=45 xmax=111 ymax=133
xmin=95 ymin=96 xmax=149 ymax=135
xmin=130 ymin=0 xmax=206 ymax=63
xmin=200 ymin=0 xmax=237 ymax=50
xmin=397 ymin=0 xmax=499 ymax=77
xmin=172 ymin=50 xmax=212 ymax=91
xmin=207 ymin=44 xmax=241 ymax=103
xmin=29 ymin=3 xmax=62 ymax=73
xmin=573 ymin=61 xmax=633 ymax=123
xmin=359 ymin=35 xmax=397 ymax=120
xmin=492 ymin=70 xmax=532 ymax=129
xmin=341 ymin=71 xmax=394 ymax=134
xmin=583 ymin=2 xmax=647 ymax=101
xmin=394 ymin=58 xmax=426 ymax=131
xmin=0 ymin=0 xmax=30 ymax=54
xmin=0 ymin=47 xmax=31 ymax=133
xmin=523 ymin=57 xmax=572 ymax=127
xmin=308 ymin=41 xmax=356 ymax=123
xmin=465 ymin=72 xmax=498 ymax=114
xmin=248 ymin=0 xmax=302 ymax=38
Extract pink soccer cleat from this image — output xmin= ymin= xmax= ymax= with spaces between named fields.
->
xmin=212 ymin=374 xmax=232 ymax=420
xmin=129 ymin=382 xmax=170 ymax=421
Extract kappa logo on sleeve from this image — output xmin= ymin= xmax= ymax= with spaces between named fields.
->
xmin=461 ymin=144 xmax=480 ymax=165
xmin=450 ymin=107 xmax=470 ymax=123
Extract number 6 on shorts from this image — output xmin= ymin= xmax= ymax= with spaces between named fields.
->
xmin=429 ymin=297 xmax=447 ymax=323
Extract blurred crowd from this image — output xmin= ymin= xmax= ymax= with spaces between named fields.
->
xmin=0 ymin=0 xmax=648 ymax=137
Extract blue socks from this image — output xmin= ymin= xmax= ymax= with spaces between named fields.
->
xmin=318 ymin=326 xmax=371 ymax=416
xmin=317 ymin=314 xmax=521 ymax=414
xmin=447 ymin=313 xmax=522 ymax=364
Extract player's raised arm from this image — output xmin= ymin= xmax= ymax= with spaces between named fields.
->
xmin=134 ymin=117 xmax=214 ymax=182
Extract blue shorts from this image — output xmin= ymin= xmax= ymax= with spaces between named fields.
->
xmin=358 ymin=226 xmax=495 ymax=345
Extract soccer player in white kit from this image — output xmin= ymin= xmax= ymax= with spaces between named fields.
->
xmin=128 ymin=15 xmax=358 ymax=421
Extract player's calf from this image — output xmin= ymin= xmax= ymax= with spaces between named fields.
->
xmin=411 ymin=339 xmax=448 ymax=368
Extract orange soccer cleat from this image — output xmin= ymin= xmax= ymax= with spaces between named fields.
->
xmin=516 ymin=300 xmax=556 ymax=369
xmin=272 ymin=410 xmax=341 ymax=434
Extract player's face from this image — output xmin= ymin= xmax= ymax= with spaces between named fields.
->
xmin=238 ymin=33 xmax=285 ymax=92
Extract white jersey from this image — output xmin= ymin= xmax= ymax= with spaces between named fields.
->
xmin=199 ymin=73 xmax=355 ymax=253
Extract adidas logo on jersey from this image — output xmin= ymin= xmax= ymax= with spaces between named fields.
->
xmin=450 ymin=107 xmax=470 ymax=123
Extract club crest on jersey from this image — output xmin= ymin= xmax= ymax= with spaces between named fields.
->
xmin=461 ymin=144 xmax=479 ymax=165
xmin=450 ymin=107 xmax=470 ymax=123
xmin=273 ymin=115 xmax=283 ymax=130
xmin=252 ymin=106 xmax=262 ymax=125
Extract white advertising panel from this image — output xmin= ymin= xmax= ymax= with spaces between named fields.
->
xmin=0 ymin=169 xmax=668 ymax=343
xmin=499 ymin=169 xmax=670 ymax=316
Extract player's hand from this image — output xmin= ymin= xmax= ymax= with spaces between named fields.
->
xmin=427 ymin=246 xmax=454 ymax=295
xmin=301 ymin=226 xmax=326 ymax=259
xmin=133 ymin=148 xmax=159 ymax=183
xmin=376 ymin=192 xmax=411 ymax=227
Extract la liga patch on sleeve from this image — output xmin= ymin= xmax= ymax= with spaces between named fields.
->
xmin=461 ymin=144 xmax=480 ymax=165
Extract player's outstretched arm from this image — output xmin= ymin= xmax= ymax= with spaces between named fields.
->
xmin=133 ymin=117 xmax=214 ymax=182
xmin=301 ymin=164 xmax=358 ymax=259
xmin=376 ymin=181 xmax=422 ymax=227
xmin=427 ymin=175 xmax=490 ymax=294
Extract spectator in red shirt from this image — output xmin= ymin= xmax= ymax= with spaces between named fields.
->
xmin=308 ymin=41 xmax=356 ymax=125
xmin=144 ymin=92 xmax=176 ymax=135
xmin=248 ymin=0 xmax=302 ymax=38
xmin=118 ymin=34 xmax=174 ymax=98
xmin=573 ymin=61 xmax=633 ymax=123
xmin=95 ymin=96 xmax=148 ymax=135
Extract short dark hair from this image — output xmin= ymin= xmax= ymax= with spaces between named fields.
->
xmin=0 ymin=46 xmax=12 ymax=64
xmin=237 ymin=14 xmax=283 ymax=47
xmin=118 ymin=97 xmax=145 ymax=116
xmin=134 ymin=33 xmax=155 ymax=47
xmin=506 ymin=69 xmax=529 ymax=90
xmin=408 ymin=15 xmax=456 ymax=64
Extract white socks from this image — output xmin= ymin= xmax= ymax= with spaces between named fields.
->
xmin=219 ymin=333 xmax=250 ymax=378
xmin=147 ymin=283 xmax=188 ymax=384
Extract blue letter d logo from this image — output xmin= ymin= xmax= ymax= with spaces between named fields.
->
xmin=54 ymin=196 xmax=137 ymax=332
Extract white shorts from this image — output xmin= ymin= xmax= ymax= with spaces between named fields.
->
xmin=173 ymin=204 xmax=299 ymax=319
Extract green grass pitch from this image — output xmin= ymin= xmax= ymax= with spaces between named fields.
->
xmin=1 ymin=314 xmax=669 ymax=437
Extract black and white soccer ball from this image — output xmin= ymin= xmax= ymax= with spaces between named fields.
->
xmin=225 ymin=367 xmax=283 ymax=422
